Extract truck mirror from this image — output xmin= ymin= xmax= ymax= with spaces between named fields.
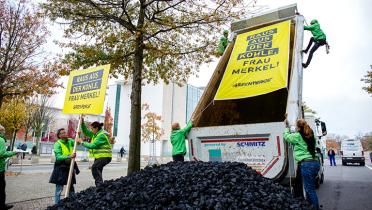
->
xmin=320 ymin=121 xmax=327 ymax=136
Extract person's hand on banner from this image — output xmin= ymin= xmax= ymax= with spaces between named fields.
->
xmin=71 ymin=153 xmax=76 ymax=159
xmin=284 ymin=113 xmax=289 ymax=128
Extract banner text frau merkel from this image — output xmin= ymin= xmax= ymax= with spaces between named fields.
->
xmin=63 ymin=64 xmax=110 ymax=114
xmin=214 ymin=20 xmax=291 ymax=100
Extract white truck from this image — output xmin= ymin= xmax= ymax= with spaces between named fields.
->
xmin=340 ymin=139 xmax=365 ymax=166
xmin=187 ymin=4 xmax=327 ymax=192
xmin=305 ymin=114 xmax=327 ymax=187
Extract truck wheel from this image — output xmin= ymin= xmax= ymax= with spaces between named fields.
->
xmin=320 ymin=173 xmax=324 ymax=184
xmin=342 ymin=161 xmax=346 ymax=166
xmin=360 ymin=162 xmax=365 ymax=166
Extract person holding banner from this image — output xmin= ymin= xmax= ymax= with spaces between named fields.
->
xmin=49 ymin=128 xmax=80 ymax=204
xmin=77 ymin=117 xmax=112 ymax=187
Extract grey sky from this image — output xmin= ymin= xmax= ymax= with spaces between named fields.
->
xmin=188 ymin=0 xmax=372 ymax=137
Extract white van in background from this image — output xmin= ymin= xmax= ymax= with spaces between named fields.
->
xmin=340 ymin=139 xmax=365 ymax=166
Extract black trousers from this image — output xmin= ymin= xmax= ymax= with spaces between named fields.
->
xmin=303 ymin=37 xmax=326 ymax=67
xmin=172 ymin=154 xmax=184 ymax=162
xmin=92 ymin=157 xmax=111 ymax=187
xmin=0 ymin=172 xmax=6 ymax=208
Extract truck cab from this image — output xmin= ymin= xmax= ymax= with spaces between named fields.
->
xmin=305 ymin=114 xmax=327 ymax=188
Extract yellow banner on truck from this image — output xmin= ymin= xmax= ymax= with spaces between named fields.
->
xmin=215 ymin=20 xmax=291 ymax=100
xmin=63 ymin=64 xmax=110 ymax=114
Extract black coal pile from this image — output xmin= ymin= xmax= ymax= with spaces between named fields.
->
xmin=47 ymin=162 xmax=313 ymax=210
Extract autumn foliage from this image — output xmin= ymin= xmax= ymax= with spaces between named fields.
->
xmin=0 ymin=0 xmax=60 ymax=106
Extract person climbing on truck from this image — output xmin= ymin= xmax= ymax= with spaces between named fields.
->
xmin=302 ymin=19 xmax=329 ymax=68
xmin=171 ymin=120 xmax=193 ymax=162
xmin=217 ymin=30 xmax=229 ymax=56
xmin=283 ymin=118 xmax=320 ymax=210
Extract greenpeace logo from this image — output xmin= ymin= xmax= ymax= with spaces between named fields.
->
xmin=237 ymin=141 xmax=266 ymax=147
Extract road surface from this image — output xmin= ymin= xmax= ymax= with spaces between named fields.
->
xmin=317 ymin=160 xmax=372 ymax=210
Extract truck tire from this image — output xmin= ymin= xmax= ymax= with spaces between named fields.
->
xmin=342 ymin=161 xmax=346 ymax=166
xmin=360 ymin=161 xmax=365 ymax=166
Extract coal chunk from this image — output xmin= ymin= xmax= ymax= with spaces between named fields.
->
xmin=47 ymin=162 xmax=314 ymax=210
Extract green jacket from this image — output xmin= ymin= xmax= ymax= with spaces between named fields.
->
xmin=171 ymin=122 xmax=193 ymax=156
xmin=283 ymin=128 xmax=315 ymax=162
xmin=0 ymin=134 xmax=16 ymax=172
xmin=81 ymin=122 xmax=112 ymax=158
xmin=304 ymin=19 xmax=326 ymax=41
xmin=54 ymin=138 xmax=74 ymax=161
xmin=217 ymin=36 xmax=229 ymax=56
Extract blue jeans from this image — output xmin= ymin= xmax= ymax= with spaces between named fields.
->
xmin=301 ymin=161 xmax=320 ymax=209
xmin=55 ymin=184 xmax=75 ymax=204
xmin=329 ymin=155 xmax=336 ymax=166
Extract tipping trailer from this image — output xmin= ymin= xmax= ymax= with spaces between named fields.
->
xmin=187 ymin=4 xmax=311 ymax=188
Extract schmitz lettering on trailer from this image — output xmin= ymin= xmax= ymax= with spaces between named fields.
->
xmin=237 ymin=141 xmax=266 ymax=147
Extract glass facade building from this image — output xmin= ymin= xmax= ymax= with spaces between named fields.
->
xmin=186 ymin=85 xmax=203 ymax=123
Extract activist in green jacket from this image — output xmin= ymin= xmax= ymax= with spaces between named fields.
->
xmin=302 ymin=19 xmax=328 ymax=68
xmin=171 ymin=121 xmax=193 ymax=162
xmin=283 ymin=127 xmax=315 ymax=162
xmin=0 ymin=128 xmax=16 ymax=173
xmin=0 ymin=125 xmax=17 ymax=210
xmin=283 ymin=118 xmax=320 ymax=209
xmin=0 ymin=133 xmax=17 ymax=173
xmin=78 ymin=118 xmax=112 ymax=187
xmin=80 ymin=121 xmax=112 ymax=159
xmin=217 ymin=30 xmax=229 ymax=56
xmin=49 ymin=128 xmax=79 ymax=204
xmin=304 ymin=19 xmax=326 ymax=41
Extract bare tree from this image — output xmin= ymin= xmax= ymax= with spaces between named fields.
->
xmin=32 ymin=95 xmax=56 ymax=155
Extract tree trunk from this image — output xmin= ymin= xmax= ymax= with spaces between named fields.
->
xmin=24 ymin=127 xmax=29 ymax=141
xmin=0 ymin=92 xmax=3 ymax=108
xmin=127 ymin=2 xmax=145 ymax=175
xmin=10 ymin=130 xmax=17 ymax=151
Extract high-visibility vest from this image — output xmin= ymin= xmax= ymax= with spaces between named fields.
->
xmin=57 ymin=140 xmax=73 ymax=156
xmin=90 ymin=130 xmax=112 ymax=158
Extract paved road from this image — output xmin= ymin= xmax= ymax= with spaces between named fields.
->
xmin=8 ymin=161 xmax=128 ymax=174
xmin=317 ymin=160 xmax=372 ymax=210
xmin=7 ymin=168 xmax=126 ymax=210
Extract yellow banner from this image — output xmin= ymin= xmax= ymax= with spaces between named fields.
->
xmin=63 ymin=64 xmax=110 ymax=114
xmin=215 ymin=20 xmax=291 ymax=100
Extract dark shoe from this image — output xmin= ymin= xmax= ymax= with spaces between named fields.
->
xmin=302 ymin=63 xmax=308 ymax=68
xmin=5 ymin=204 xmax=14 ymax=209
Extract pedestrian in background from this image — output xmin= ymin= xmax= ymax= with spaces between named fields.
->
xmin=284 ymin=118 xmax=320 ymax=210
xmin=120 ymin=147 xmax=125 ymax=158
xmin=328 ymin=148 xmax=336 ymax=166
xmin=77 ymin=117 xmax=112 ymax=187
xmin=170 ymin=120 xmax=193 ymax=162
xmin=0 ymin=124 xmax=17 ymax=209
xmin=49 ymin=128 xmax=80 ymax=204
xmin=31 ymin=145 xmax=37 ymax=160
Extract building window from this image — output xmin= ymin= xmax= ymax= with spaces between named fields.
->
xmin=113 ymin=84 xmax=121 ymax=136
xmin=186 ymin=85 xmax=203 ymax=123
